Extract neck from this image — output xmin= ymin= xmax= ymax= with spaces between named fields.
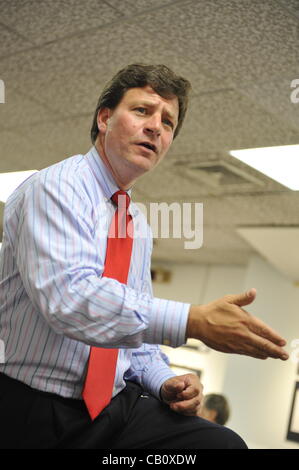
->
xmin=94 ymin=138 xmax=135 ymax=190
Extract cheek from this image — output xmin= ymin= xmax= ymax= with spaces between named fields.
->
xmin=162 ymin=134 xmax=173 ymax=153
xmin=106 ymin=119 xmax=130 ymax=150
xmin=118 ymin=114 xmax=138 ymax=136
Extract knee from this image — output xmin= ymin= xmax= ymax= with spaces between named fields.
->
xmin=212 ymin=425 xmax=248 ymax=449
xmin=193 ymin=418 xmax=248 ymax=449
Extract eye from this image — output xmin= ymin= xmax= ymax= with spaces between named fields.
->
xmin=163 ymin=118 xmax=174 ymax=129
xmin=134 ymin=107 xmax=147 ymax=114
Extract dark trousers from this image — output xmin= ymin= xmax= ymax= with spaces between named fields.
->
xmin=0 ymin=372 xmax=247 ymax=449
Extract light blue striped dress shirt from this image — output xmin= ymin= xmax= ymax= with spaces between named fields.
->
xmin=0 ymin=147 xmax=190 ymax=401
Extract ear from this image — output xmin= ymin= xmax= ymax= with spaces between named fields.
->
xmin=202 ymin=408 xmax=217 ymax=423
xmin=97 ymin=107 xmax=111 ymax=134
xmin=209 ymin=409 xmax=218 ymax=423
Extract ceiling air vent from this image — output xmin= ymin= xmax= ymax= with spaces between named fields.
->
xmin=185 ymin=160 xmax=264 ymax=188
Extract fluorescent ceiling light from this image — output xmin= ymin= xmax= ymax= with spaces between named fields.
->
xmin=0 ymin=170 xmax=38 ymax=203
xmin=229 ymin=145 xmax=299 ymax=190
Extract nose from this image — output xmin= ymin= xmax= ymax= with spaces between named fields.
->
xmin=144 ymin=113 xmax=161 ymax=137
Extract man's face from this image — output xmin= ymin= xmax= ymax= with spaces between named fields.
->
xmin=96 ymin=85 xmax=179 ymax=189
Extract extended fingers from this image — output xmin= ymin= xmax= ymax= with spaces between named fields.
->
xmin=239 ymin=329 xmax=289 ymax=360
xmin=248 ymin=314 xmax=286 ymax=347
xmin=229 ymin=309 xmax=289 ymax=360
xmin=245 ymin=315 xmax=289 ymax=359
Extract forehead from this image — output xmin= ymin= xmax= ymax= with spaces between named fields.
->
xmin=120 ymin=86 xmax=179 ymax=118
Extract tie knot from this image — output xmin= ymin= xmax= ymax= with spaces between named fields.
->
xmin=111 ymin=190 xmax=131 ymax=209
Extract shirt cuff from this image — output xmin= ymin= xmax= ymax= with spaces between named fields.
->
xmin=142 ymin=361 xmax=176 ymax=400
xmin=144 ymin=298 xmax=190 ymax=348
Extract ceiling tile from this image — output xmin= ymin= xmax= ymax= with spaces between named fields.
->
xmin=0 ymin=0 xmax=122 ymax=45
xmin=107 ymin=0 xmax=175 ymax=16
xmin=0 ymin=116 xmax=91 ymax=173
xmin=0 ymin=23 xmax=33 ymax=58
xmin=135 ymin=0 xmax=299 ymax=84
xmin=0 ymin=0 xmax=298 ymax=266
xmin=171 ymin=89 xmax=299 ymax=157
xmin=214 ymin=192 xmax=299 ymax=227
xmin=236 ymin=75 xmax=299 ymax=130
xmin=0 ymin=86 xmax=59 ymax=130
xmin=0 ymin=22 xmax=167 ymax=116
xmin=276 ymin=0 xmax=299 ymax=19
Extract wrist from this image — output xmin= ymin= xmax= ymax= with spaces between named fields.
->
xmin=186 ymin=304 xmax=205 ymax=341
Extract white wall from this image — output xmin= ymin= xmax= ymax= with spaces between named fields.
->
xmin=152 ymin=262 xmax=208 ymax=305
xmin=222 ymin=255 xmax=299 ymax=449
xmin=152 ymin=257 xmax=299 ymax=449
xmin=153 ymin=261 xmax=246 ymax=401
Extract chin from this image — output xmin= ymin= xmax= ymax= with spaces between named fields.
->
xmin=131 ymin=155 xmax=156 ymax=172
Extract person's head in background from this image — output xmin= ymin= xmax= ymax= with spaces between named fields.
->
xmin=201 ymin=394 xmax=230 ymax=426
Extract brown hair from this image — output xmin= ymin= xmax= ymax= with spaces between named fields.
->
xmin=203 ymin=394 xmax=230 ymax=425
xmin=90 ymin=64 xmax=191 ymax=143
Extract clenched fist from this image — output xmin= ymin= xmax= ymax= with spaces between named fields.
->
xmin=160 ymin=373 xmax=204 ymax=417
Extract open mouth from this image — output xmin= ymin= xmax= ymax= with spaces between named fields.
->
xmin=137 ymin=142 xmax=157 ymax=153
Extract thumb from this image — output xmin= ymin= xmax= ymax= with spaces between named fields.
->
xmin=227 ymin=288 xmax=257 ymax=307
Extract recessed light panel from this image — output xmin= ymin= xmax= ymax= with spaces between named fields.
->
xmin=230 ymin=145 xmax=299 ymax=190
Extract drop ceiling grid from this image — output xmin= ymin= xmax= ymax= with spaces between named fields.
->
xmin=135 ymin=192 xmax=299 ymax=242
xmin=1 ymin=1 xmax=297 ymax=137
xmin=221 ymin=193 xmax=299 ymax=227
xmin=0 ymin=0 xmax=123 ymax=46
xmin=235 ymin=76 xmax=299 ymax=130
xmin=0 ymin=24 xmax=159 ymax=117
xmin=0 ymin=0 xmax=298 ymax=266
xmin=178 ymin=89 xmax=299 ymax=150
xmin=134 ymin=0 xmax=299 ymax=84
xmin=0 ymin=20 xmax=233 ymax=119
xmin=0 ymin=86 xmax=61 ymax=132
xmin=105 ymin=0 xmax=179 ymax=17
xmin=0 ymin=118 xmax=91 ymax=173
xmin=275 ymin=0 xmax=299 ymax=20
xmin=0 ymin=23 xmax=34 ymax=57
xmin=133 ymin=88 xmax=299 ymax=202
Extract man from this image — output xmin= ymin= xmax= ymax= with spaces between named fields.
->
xmin=201 ymin=394 xmax=230 ymax=426
xmin=0 ymin=64 xmax=288 ymax=449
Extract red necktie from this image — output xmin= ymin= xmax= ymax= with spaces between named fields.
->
xmin=82 ymin=190 xmax=133 ymax=420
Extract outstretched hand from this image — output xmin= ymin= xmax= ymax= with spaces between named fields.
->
xmin=160 ymin=373 xmax=204 ymax=417
xmin=187 ymin=288 xmax=289 ymax=361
